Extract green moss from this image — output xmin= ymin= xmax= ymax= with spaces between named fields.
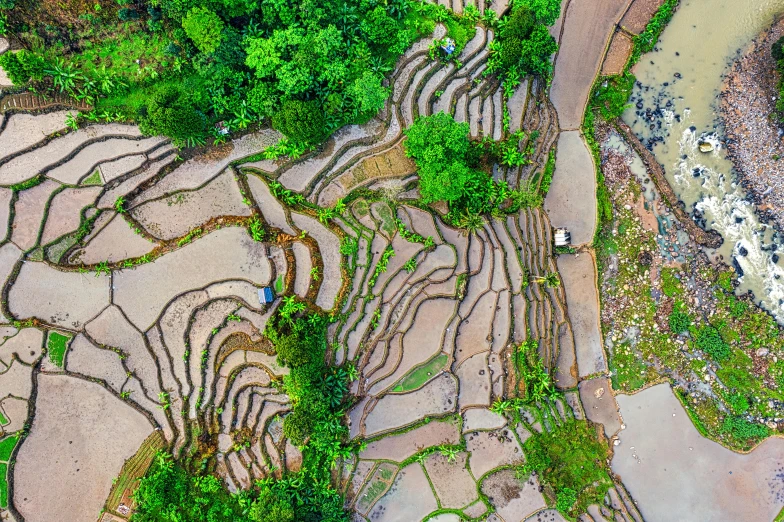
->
xmin=47 ymin=331 xmax=72 ymax=368
xmin=0 ymin=410 xmax=6 ymax=426
xmin=721 ymin=416 xmax=769 ymax=447
xmin=392 ymin=354 xmax=448 ymax=392
xmin=717 ymin=270 xmax=734 ymax=293
xmin=274 ymin=274 xmax=285 ymax=294
xmin=0 ymin=435 xmax=19 ymax=462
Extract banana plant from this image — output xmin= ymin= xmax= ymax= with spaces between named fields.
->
xmin=45 ymin=59 xmax=84 ymax=93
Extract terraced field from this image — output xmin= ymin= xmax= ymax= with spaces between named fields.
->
xmin=0 ymin=4 xmax=667 ymax=521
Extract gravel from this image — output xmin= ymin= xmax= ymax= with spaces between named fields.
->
xmin=720 ymin=18 xmax=784 ymax=231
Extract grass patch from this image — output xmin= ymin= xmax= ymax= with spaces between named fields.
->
xmin=10 ymin=175 xmax=45 ymax=193
xmin=0 ymin=462 xmax=6 ymax=508
xmin=660 ymin=267 xmax=684 ymax=297
xmin=0 ymin=410 xmax=7 ymax=426
xmin=392 ymin=354 xmax=448 ymax=392
xmin=47 ymin=331 xmax=72 ymax=368
xmin=539 ymin=148 xmax=556 ymax=197
xmin=81 ymin=170 xmax=103 ymax=186
xmin=520 ymin=419 xmax=613 ymax=518
xmin=0 ymin=435 xmax=18 ymax=462
xmin=609 ymin=341 xmax=650 ymax=392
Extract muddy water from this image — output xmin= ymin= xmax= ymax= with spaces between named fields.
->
xmin=623 ymin=0 xmax=784 ymax=320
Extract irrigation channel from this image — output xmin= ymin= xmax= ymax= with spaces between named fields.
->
xmin=624 ymin=0 xmax=784 ymax=320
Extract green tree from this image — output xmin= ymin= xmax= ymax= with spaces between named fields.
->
xmin=361 ymin=6 xmax=399 ymax=48
xmin=515 ymin=0 xmax=562 ymax=25
xmin=182 ymin=7 xmax=224 ymax=54
xmin=403 ymin=112 xmax=474 ymax=203
xmin=244 ymin=36 xmax=282 ymax=79
xmin=139 ymin=85 xmax=207 ymax=143
xmin=247 ymin=81 xmax=279 ymax=119
xmin=518 ymin=24 xmax=558 ymax=77
xmin=346 ymin=70 xmax=389 ymax=117
xmin=271 ymin=99 xmax=327 ymax=144
xmin=249 ymin=488 xmax=294 ymax=522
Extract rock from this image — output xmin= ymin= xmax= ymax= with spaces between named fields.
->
xmin=756 ymin=348 xmax=769 ymax=357
xmin=698 ymin=141 xmax=714 ymax=153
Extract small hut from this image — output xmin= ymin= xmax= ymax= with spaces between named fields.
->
xmin=258 ymin=287 xmax=274 ymax=305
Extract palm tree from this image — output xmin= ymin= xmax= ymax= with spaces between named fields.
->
xmin=456 ymin=212 xmax=484 ymax=234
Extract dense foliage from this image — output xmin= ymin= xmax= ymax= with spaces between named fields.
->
xmin=0 ymin=0 xmax=455 ymax=144
xmin=403 ymin=112 xmax=542 ymax=225
xmin=487 ymin=0 xmax=560 ymax=83
xmin=0 ymin=0 xmax=563 ymax=145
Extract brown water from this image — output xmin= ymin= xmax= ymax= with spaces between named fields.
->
xmin=623 ymin=0 xmax=784 ymax=321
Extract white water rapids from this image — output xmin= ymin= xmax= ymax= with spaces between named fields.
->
xmin=666 ymin=111 xmax=784 ymax=318
xmin=623 ymin=0 xmax=784 ymax=321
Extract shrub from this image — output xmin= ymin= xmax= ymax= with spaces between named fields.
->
xmin=248 ymin=488 xmax=295 ymax=522
xmin=117 ymin=8 xmax=140 ymax=21
xmin=515 ymin=0 xmax=562 ymax=25
xmin=556 ymin=487 xmax=578 ymax=515
xmin=182 ymin=7 xmax=224 ymax=54
xmin=0 ymin=50 xmax=45 ymax=85
xmin=271 ymin=99 xmax=327 ymax=145
xmin=139 ymin=85 xmax=207 ymax=143
xmin=521 ymin=419 xmax=612 ymax=517
xmin=694 ymin=325 xmax=730 ymax=361
xmin=282 ymin=409 xmax=314 ymax=446
xmin=0 ymin=52 xmax=26 ymax=84
xmin=668 ymin=307 xmax=691 ymax=333
xmin=518 ymin=24 xmax=558 ymax=77
xmin=773 ymin=36 xmax=784 ymax=62
xmin=274 ymin=333 xmax=313 ymax=367
xmin=722 ymin=416 xmax=769 ymax=442
xmin=133 ymin=453 xmax=248 ymax=521
xmin=403 ymin=112 xmax=472 ymax=204
xmin=247 ymin=81 xmax=279 ymax=119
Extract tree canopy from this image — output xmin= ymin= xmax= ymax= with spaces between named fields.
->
xmin=403 ymin=112 xmax=474 ymax=204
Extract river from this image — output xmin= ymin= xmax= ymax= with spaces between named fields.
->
xmin=623 ymin=0 xmax=784 ymax=320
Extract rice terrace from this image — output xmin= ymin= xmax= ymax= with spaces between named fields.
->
xmin=2 ymin=0 xmax=784 ymax=520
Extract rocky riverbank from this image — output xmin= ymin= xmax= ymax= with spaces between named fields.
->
xmin=720 ymin=17 xmax=784 ymax=231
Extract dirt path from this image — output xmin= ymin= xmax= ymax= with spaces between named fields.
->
xmin=544 ymin=131 xmax=597 ymax=246
xmin=550 ymin=0 xmax=633 ymax=130
xmin=614 ymin=384 xmax=784 ymax=522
